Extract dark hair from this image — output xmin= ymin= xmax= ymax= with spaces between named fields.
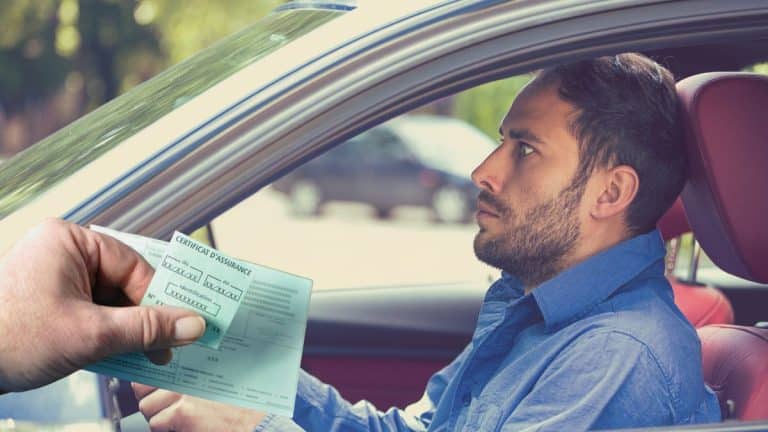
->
xmin=537 ymin=53 xmax=685 ymax=235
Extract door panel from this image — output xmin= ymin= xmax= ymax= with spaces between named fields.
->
xmin=301 ymin=282 xmax=484 ymax=409
xmin=301 ymin=357 xmax=450 ymax=409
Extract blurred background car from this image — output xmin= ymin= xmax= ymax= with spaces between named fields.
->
xmin=272 ymin=115 xmax=495 ymax=223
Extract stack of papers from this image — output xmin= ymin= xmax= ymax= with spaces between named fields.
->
xmin=86 ymin=226 xmax=312 ymax=417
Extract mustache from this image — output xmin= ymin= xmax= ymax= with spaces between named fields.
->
xmin=477 ymin=190 xmax=510 ymax=216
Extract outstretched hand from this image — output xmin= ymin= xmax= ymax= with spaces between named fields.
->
xmin=133 ymin=383 xmax=266 ymax=432
xmin=0 ymin=219 xmax=205 ymax=392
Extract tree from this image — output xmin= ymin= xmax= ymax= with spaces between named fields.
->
xmin=453 ymin=74 xmax=533 ymax=139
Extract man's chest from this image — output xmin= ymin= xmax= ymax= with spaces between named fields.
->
xmin=432 ymin=320 xmax=561 ymax=431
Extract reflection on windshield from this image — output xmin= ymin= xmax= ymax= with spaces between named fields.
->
xmin=0 ymin=9 xmax=342 ymax=219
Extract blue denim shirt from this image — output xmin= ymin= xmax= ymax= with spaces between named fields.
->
xmin=257 ymin=230 xmax=721 ymax=431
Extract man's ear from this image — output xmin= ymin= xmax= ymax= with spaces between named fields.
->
xmin=591 ymin=165 xmax=639 ymax=220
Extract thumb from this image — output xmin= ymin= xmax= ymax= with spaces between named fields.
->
xmin=99 ymin=305 xmax=206 ymax=356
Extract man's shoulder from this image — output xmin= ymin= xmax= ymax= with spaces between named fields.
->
xmin=604 ymin=274 xmax=699 ymax=351
xmin=559 ymin=276 xmax=707 ymax=403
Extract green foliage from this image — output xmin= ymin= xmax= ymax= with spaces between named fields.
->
xmin=190 ymin=224 xmax=215 ymax=247
xmin=0 ymin=2 xmax=69 ymax=111
xmin=745 ymin=62 xmax=768 ymax=75
xmin=148 ymin=0 xmax=282 ymax=65
xmin=0 ymin=8 xmax=342 ymax=217
xmin=453 ymin=74 xmax=533 ymax=139
xmin=0 ymin=0 xmax=280 ymax=115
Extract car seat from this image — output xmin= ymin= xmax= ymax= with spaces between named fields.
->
xmin=697 ymin=325 xmax=768 ymax=419
xmin=677 ymin=72 xmax=768 ymax=420
xmin=658 ymin=198 xmax=734 ymax=327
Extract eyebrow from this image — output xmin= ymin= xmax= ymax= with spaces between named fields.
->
xmin=498 ymin=127 xmax=546 ymax=146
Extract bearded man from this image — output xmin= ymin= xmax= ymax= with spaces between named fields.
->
xmin=134 ymin=53 xmax=722 ymax=431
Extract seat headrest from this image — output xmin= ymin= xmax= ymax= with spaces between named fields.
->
xmin=677 ymin=72 xmax=768 ymax=283
xmin=658 ymin=198 xmax=690 ymax=241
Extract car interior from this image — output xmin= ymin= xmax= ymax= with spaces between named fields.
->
xmin=660 ymin=199 xmax=735 ymax=328
xmin=674 ymin=71 xmax=768 ymax=422
xmin=164 ymin=46 xmax=768 ymax=429
xmin=278 ymin=51 xmax=768 ymax=429
xmin=280 ymin=41 xmax=768 ymax=415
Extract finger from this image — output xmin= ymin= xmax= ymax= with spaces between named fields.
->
xmin=138 ymin=389 xmax=183 ymax=419
xmin=132 ymin=382 xmax=160 ymax=399
xmin=96 ymin=305 xmax=205 ymax=356
xmin=148 ymin=403 xmax=183 ymax=432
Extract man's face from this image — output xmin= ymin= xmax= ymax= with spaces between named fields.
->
xmin=472 ymin=79 xmax=587 ymax=288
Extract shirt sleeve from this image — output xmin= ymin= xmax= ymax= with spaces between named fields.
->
xmin=500 ymin=330 xmax=675 ymax=431
xmin=258 ymin=349 xmax=469 ymax=432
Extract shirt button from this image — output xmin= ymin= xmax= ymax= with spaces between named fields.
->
xmin=462 ymin=393 xmax=471 ymax=406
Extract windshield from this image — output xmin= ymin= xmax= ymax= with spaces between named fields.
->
xmin=0 ymin=7 xmax=345 ymax=219
xmin=389 ymin=115 xmax=497 ymax=178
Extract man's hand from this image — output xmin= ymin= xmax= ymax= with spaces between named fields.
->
xmin=133 ymin=383 xmax=266 ymax=432
xmin=0 ymin=218 xmax=206 ymax=392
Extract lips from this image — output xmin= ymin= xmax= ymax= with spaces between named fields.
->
xmin=476 ymin=200 xmax=500 ymax=218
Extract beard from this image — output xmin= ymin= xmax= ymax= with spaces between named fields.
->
xmin=473 ymin=177 xmax=586 ymax=288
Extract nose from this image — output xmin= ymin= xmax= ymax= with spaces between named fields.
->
xmin=471 ymin=148 xmax=502 ymax=194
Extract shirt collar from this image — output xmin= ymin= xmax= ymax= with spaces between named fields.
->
xmin=484 ymin=272 xmax=526 ymax=303
xmin=529 ymin=229 xmax=667 ymax=331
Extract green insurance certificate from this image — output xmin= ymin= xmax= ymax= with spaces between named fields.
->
xmin=86 ymin=227 xmax=313 ymax=417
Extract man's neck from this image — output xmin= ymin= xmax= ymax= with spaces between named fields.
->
xmin=522 ymin=228 xmax=633 ymax=296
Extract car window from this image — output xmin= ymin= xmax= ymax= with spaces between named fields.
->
xmin=671 ymin=232 xmax=768 ymax=289
xmin=389 ymin=115 xmax=502 ymax=178
xmin=0 ymin=7 xmax=344 ymax=219
xmin=357 ymin=128 xmax=411 ymax=162
xmin=210 ymin=81 xmax=513 ymax=291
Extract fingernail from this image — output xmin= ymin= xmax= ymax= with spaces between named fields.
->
xmin=174 ymin=316 xmax=205 ymax=341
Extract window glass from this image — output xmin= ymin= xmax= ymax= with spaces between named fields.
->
xmin=357 ymin=128 xmax=410 ymax=162
xmin=671 ymin=232 xmax=695 ymax=281
xmin=671 ymin=232 xmax=768 ymax=289
xmin=0 ymin=8 xmax=343 ymax=219
xmin=210 ymin=78 xmax=525 ymax=291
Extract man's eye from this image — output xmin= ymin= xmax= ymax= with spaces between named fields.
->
xmin=517 ymin=142 xmax=535 ymax=158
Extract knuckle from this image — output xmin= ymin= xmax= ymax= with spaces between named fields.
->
xmin=138 ymin=307 xmax=162 ymax=349
xmin=40 ymin=217 xmax=65 ymax=230
xmin=148 ymin=416 xmax=168 ymax=432
xmin=137 ymin=397 xmax=151 ymax=414
xmin=28 ymin=218 xmax=66 ymax=240
xmin=174 ymin=397 xmax=195 ymax=425
xmin=176 ymin=397 xmax=189 ymax=416
xmin=170 ymin=402 xmax=187 ymax=423
xmin=86 ymin=312 xmax=117 ymax=359
xmin=41 ymin=218 xmax=73 ymax=238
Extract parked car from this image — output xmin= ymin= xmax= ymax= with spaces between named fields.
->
xmin=0 ymin=1 xmax=767 ymax=431
xmin=272 ymin=115 xmax=495 ymax=223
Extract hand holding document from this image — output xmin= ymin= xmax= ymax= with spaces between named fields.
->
xmin=86 ymin=226 xmax=312 ymax=417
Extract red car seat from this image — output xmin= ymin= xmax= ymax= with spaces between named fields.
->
xmin=658 ymin=198 xmax=734 ymax=327
xmin=671 ymin=283 xmax=734 ymax=328
xmin=697 ymin=325 xmax=768 ymax=420
xmin=677 ymin=72 xmax=768 ymax=420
